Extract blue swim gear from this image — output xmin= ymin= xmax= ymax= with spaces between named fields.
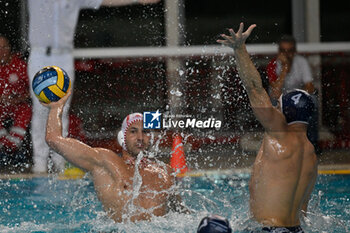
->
xmin=197 ymin=215 xmax=232 ymax=233
xmin=279 ymin=89 xmax=315 ymax=125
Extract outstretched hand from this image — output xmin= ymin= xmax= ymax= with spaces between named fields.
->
xmin=41 ymin=89 xmax=72 ymax=108
xmin=217 ymin=23 xmax=256 ymax=49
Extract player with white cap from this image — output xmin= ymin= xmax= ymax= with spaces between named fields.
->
xmin=42 ymin=91 xmax=187 ymax=222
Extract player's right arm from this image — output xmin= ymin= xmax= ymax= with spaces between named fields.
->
xmin=44 ymin=90 xmax=106 ymax=172
xmin=217 ymin=23 xmax=287 ymax=136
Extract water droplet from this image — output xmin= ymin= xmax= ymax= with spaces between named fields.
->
xmin=170 ymin=89 xmax=182 ymax=97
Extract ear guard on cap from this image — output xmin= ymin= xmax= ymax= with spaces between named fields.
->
xmin=117 ymin=130 xmax=125 ymax=150
xmin=117 ymin=130 xmax=155 ymax=153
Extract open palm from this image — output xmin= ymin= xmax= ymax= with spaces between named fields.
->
xmin=217 ymin=23 xmax=256 ymax=49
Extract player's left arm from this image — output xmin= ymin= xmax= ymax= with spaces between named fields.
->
xmin=217 ymin=23 xmax=287 ymax=135
xmin=101 ymin=0 xmax=160 ymax=7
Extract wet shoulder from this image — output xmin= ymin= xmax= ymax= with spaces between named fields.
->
xmin=91 ymin=148 xmax=127 ymax=180
xmin=263 ymin=132 xmax=302 ymax=158
xmin=94 ymin=148 xmax=123 ymax=163
xmin=145 ymin=163 xmax=174 ymax=188
xmin=94 ymin=147 xmax=116 ymax=154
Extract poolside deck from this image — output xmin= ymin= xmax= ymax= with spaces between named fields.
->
xmin=0 ymin=149 xmax=349 ymax=179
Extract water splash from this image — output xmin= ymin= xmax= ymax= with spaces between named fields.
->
xmin=132 ymin=151 xmax=145 ymax=200
xmin=0 ymin=173 xmax=349 ymax=232
xmin=170 ymin=89 xmax=183 ymax=97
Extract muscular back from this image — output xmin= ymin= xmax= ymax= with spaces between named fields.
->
xmin=249 ymin=129 xmax=317 ymax=227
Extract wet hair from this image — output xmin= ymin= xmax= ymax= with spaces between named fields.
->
xmin=0 ymin=34 xmax=10 ymax=46
xmin=197 ymin=215 xmax=232 ymax=233
xmin=279 ymin=89 xmax=315 ymax=125
xmin=278 ymin=35 xmax=296 ymax=47
xmin=0 ymin=33 xmax=11 ymax=53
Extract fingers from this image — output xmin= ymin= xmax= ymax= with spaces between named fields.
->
xmin=218 ymin=33 xmax=232 ymax=43
xmin=60 ymin=89 xmax=72 ymax=103
xmin=245 ymin=24 xmax=256 ymax=36
xmin=228 ymin=23 xmax=256 ymax=38
xmin=40 ymin=101 xmax=49 ymax=107
xmin=228 ymin=28 xmax=237 ymax=40
xmin=65 ymin=88 xmax=72 ymax=98
xmin=217 ymin=23 xmax=256 ymax=47
xmin=220 ymin=33 xmax=231 ymax=40
xmin=228 ymin=24 xmax=243 ymax=38
xmin=238 ymin=22 xmax=244 ymax=35
xmin=216 ymin=39 xmax=231 ymax=46
xmin=39 ymin=88 xmax=72 ymax=108
xmin=55 ymin=89 xmax=72 ymax=105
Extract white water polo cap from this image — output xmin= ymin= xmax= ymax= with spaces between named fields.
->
xmin=117 ymin=113 xmax=143 ymax=151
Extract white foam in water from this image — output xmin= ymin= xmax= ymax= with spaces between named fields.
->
xmin=123 ymin=150 xmax=153 ymax=221
xmin=131 ymin=151 xmax=144 ymax=200
xmin=1 ymin=148 xmax=350 ymax=232
xmin=0 ymin=179 xmax=349 ymax=232
xmin=91 ymin=212 xmax=203 ymax=232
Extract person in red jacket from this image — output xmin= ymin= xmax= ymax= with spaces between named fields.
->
xmin=266 ymin=35 xmax=319 ymax=154
xmin=266 ymin=35 xmax=315 ymax=104
xmin=0 ymin=35 xmax=31 ymax=154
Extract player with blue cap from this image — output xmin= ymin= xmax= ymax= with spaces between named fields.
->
xmin=217 ymin=23 xmax=318 ymax=233
xmin=197 ymin=215 xmax=232 ymax=233
xmin=279 ymin=89 xmax=315 ymax=125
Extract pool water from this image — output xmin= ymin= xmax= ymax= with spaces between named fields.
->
xmin=0 ymin=174 xmax=349 ymax=232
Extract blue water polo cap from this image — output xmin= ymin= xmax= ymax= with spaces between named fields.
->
xmin=280 ymin=89 xmax=315 ymax=125
xmin=197 ymin=215 xmax=232 ymax=233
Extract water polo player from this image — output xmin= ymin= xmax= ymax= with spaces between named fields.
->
xmin=197 ymin=215 xmax=232 ymax=233
xmin=42 ymin=91 xmax=187 ymax=222
xmin=218 ymin=23 xmax=317 ymax=232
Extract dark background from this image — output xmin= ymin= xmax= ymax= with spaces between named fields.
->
xmin=0 ymin=0 xmax=349 ymax=52
xmin=0 ymin=0 xmax=349 ymax=153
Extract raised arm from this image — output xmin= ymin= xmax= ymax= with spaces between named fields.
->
xmin=101 ymin=0 xmax=160 ymax=7
xmin=217 ymin=23 xmax=286 ymax=133
xmin=44 ymin=91 xmax=108 ymax=172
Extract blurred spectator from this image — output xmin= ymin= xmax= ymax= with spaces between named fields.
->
xmin=267 ymin=35 xmax=315 ymax=101
xmin=27 ymin=0 xmax=161 ymax=173
xmin=0 ymin=35 xmax=31 ymax=155
xmin=266 ymin=35 xmax=320 ymax=154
